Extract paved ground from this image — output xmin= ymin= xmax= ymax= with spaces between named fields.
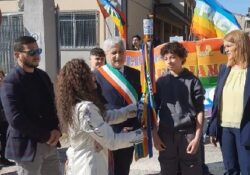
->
xmin=0 ymin=143 xmax=223 ymax=175
xmin=129 ymin=143 xmax=224 ymax=175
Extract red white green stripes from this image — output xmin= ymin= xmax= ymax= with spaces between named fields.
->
xmin=98 ymin=64 xmax=138 ymax=104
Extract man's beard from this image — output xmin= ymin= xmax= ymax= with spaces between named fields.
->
xmin=23 ymin=60 xmax=39 ymax=68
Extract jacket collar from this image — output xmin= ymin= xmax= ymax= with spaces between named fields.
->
xmin=215 ymin=66 xmax=230 ymax=110
xmin=16 ymin=65 xmax=53 ymax=98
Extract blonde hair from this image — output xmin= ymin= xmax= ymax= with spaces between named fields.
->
xmin=224 ymin=30 xmax=250 ymax=68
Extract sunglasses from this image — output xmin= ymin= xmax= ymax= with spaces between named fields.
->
xmin=20 ymin=48 xmax=42 ymax=56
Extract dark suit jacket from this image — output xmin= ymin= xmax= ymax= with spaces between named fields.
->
xmin=207 ymin=64 xmax=250 ymax=146
xmin=0 ymin=66 xmax=59 ymax=161
xmin=95 ymin=65 xmax=141 ymax=133
xmin=0 ymin=98 xmax=6 ymax=122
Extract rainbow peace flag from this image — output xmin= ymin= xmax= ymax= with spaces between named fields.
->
xmin=96 ymin=0 xmax=127 ymax=40
xmin=191 ymin=0 xmax=241 ymax=38
xmin=134 ymin=41 xmax=158 ymax=160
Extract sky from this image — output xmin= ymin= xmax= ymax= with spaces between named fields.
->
xmin=217 ymin=0 xmax=250 ymax=15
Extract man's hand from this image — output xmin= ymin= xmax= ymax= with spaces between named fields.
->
xmin=209 ymin=136 xmax=217 ymax=147
xmin=152 ymin=128 xmax=166 ymax=151
xmin=186 ymin=137 xmax=200 ymax=154
xmin=46 ymin=129 xmax=61 ymax=146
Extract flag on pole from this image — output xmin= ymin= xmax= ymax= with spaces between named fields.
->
xmin=191 ymin=0 xmax=241 ymax=38
xmin=134 ymin=18 xmax=157 ymax=160
xmin=134 ymin=40 xmax=158 ymax=160
xmin=96 ymin=0 xmax=127 ymax=40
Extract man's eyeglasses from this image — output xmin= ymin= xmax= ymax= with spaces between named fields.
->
xmin=20 ymin=48 xmax=42 ymax=56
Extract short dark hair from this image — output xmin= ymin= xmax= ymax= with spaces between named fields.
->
xmin=160 ymin=42 xmax=187 ymax=64
xmin=90 ymin=47 xmax=105 ymax=57
xmin=132 ymin=35 xmax=141 ymax=41
xmin=14 ymin=36 xmax=37 ymax=52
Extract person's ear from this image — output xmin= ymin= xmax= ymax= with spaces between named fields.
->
xmin=14 ymin=51 xmax=20 ymax=59
xmin=220 ymin=45 xmax=225 ymax=54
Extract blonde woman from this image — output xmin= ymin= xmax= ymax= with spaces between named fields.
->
xmin=207 ymin=30 xmax=250 ymax=175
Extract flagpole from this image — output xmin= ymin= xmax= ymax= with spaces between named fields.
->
xmin=134 ymin=15 xmax=157 ymax=160
xmin=103 ymin=18 xmax=113 ymax=37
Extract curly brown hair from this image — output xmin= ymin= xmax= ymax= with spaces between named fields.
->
xmin=55 ymin=59 xmax=105 ymax=133
xmin=160 ymin=42 xmax=188 ymax=64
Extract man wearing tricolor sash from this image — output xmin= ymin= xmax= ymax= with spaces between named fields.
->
xmin=95 ymin=37 xmax=141 ymax=175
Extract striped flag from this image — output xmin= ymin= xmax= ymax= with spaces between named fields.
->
xmin=96 ymin=0 xmax=127 ymax=40
xmin=191 ymin=0 xmax=241 ymax=38
xmin=134 ymin=41 xmax=158 ymax=160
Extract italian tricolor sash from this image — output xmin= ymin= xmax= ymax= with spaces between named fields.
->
xmin=98 ymin=64 xmax=138 ymax=104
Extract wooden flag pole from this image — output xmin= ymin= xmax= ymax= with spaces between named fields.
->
xmin=104 ymin=18 xmax=113 ymax=38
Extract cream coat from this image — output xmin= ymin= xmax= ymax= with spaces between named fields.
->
xmin=66 ymin=101 xmax=143 ymax=175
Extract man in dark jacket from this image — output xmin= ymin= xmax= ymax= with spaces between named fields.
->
xmin=0 ymin=36 xmax=61 ymax=175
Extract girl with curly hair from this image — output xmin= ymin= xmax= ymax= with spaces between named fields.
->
xmin=56 ymin=59 xmax=144 ymax=175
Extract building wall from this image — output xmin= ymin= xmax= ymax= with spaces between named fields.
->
xmin=60 ymin=50 xmax=90 ymax=67
xmin=54 ymin=0 xmax=105 ymax=45
xmin=154 ymin=0 xmax=195 ymax=43
xmin=235 ymin=14 xmax=250 ymax=34
xmin=127 ymin=0 xmax=153 ymax=49
xmin=244 ymin=17 xmax=250 ymax=34
xmin=235 ymin=14 xmax=246 ymax=29
xmin=55 ymin=0 xmax=97 ymax=10
xmin=0 ymin=1 xmax=18 ymax=12
xmin=158 ymin=0 xmax=184 ymax=13
xmin=54 ymin=0 xmax=106 ymax=67
xmin=1 ymin=0 xmax=153 ymax=67
xmin=1 ymin=0 xmax=107 ymax=68
xmin=245 ymin=7 xmax=250 ymax=34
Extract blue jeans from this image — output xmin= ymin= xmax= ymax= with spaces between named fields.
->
xmin=221 ymin=127 xmax=250 ymax=175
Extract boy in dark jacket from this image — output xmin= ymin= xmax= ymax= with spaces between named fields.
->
xmin=153 ymin=42 xmax=205 ymax=175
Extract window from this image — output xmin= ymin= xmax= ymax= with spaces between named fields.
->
xmin=59 ymin=11 xmax=98 ymax=49
xmin=0 ymin=13 xmax=24 ymax=73
xmin=246 ymin=20 xmax=250 ymax=29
